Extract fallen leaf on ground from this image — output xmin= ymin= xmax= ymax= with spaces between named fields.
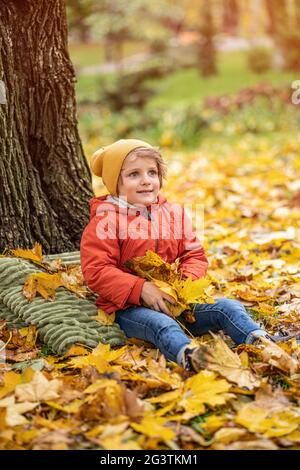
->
xmin=0 ymin=395 xmax=39 ymax=426
xmin=190 ymin=333 xmax=261 ymax=389
xmin=15 ymin=371 xmax=61 ymax=402
xmin=259 ymin=336 xmax=299 ymax=375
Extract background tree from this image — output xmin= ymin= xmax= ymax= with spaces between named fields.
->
xmin=264 ymin=0 xmax=300 ymax=70
xmin=0 ymin=0 xmax=93 ymax=254
xmin=196 ymin=2 xmax=218 ymax=77
xmin=264 ymin=0 xmax=288 ymax=37
xmin=66 ymin=0 xmax=95 ymax=43
xmin=223 ymin=0 xmax=240 ymax=35
xmin=296 ymin=0 xmax=300 ymax=28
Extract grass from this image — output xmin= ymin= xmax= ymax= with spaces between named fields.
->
xmin=147 ymin=51 xmax=296 ymax=109
xmin=69 ymin=41 xmax=148 ymax=68
xmin=73 ymin=49 xmax=296 ymax=108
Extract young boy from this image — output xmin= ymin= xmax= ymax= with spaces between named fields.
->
xmin=80 ymin=138 xmax=294 ymax=372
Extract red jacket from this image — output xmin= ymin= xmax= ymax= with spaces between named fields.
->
xmin=80 ymin=193 xmax=208 ymax=314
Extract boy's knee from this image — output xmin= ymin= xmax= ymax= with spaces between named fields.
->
xmin=152 ymin=314 xmax=181 ymax=338
xmin=215 ymin=298 xmax=242 ymax=311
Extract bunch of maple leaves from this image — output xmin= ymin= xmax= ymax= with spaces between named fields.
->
xmin=125 ymin=250 xmax=215 ymax=322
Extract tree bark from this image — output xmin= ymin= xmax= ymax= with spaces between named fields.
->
xmin=0 ymin=0 xmax=93 ymax=254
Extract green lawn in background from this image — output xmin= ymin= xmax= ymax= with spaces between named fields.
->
xmin=147 ymin=51 xmax=295 ymax=109
xmin=69 ymin=43 xmax=105 ymax=68
xmin=69 ymin=41 xmax=148 ymax=68
xmin=73 ymin=49 xmax=296 ymax=107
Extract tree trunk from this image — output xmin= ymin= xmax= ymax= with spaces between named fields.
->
xmin=294 ymin=0 xmax=300 ymax=28
xmin=264 ymin=0 xmax=288 ymax=36
xmin=223 ymin=0 xmax=239 ymax=35
xmin=197 ymin=2 xmax=217 ymax=77
xmin=0 ymin=0 xmax=93 ymax=254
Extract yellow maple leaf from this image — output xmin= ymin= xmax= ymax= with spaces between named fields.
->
xmin=180 ymin=371 xmax=233 ymax=420
xmin=236 ymin=404 xmax=300 ymax=438
xmin=131 ymin=415 xmax=175 ymax=440
xmin=201 ymin=415 xmax=227 ymax=434
xmin=153 ymin=280 xmax=178 ymax=301
xmin=68 ymin=344 xmax=127 ymax=373
xmin=100 ymin=430 xmax=142 ymax=450
xmin=68 ymin=353 xmax=109 ymax=373
xmin=23 ymin=270 xmax=89 ymax=301
xmin=93 ymin=309 xmax=116 ymax=325
xmin=152 ymin=280 xmax=186 ymax=317
xmin=148 ymin=370 xmax=232 ymax=421
xmin=234 ymin=290 xmax=270 ymax=302
xmin=126 ymin=250 xmax=178 ymax=283
xmin=63 ymin=345 xmax=90 ymax=357
xmin=19 ymin=325 xmax=38 ymax=349
xmin=0 ymin=371 xmax=23 ymax=399
xmin=46 ymin=400 xmax=82 ymax=414
xmin=23 ymin=272 xmax=62 ymax=301
xmin=173 ymin=276 xmax=213 ymax=304
xmin=127 ymin=251 xmax=214 ymax=318
xmin=10 ymin=242 xmax=43 ymax=265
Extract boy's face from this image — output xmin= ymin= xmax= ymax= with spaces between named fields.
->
xmin=117 ymin=155 xmax=160 ymax=206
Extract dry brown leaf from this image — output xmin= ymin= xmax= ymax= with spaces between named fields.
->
xmin=214 ymin=427 xmax=248 ymax=444
xmin=15 ymin=371 xmax=61 ymax=402
xmin=0 ymin=395 xmax=39 ymax=426
xmin=213 ymin=439 xmax=278 ymax=450
xmin=191 ymin=333 xmax=261 ymax=390
xmin=122 ymin=388 xmax=145 ymax=421
xmin=32 ymin=429 xmax=72 ymax=450
xmin=235 ymin=383 xmax=300 ymax=437
xmin=234 ymin=290 xmax=270 ymax=302
xmin=259 ymin=336 xmax=299 ymax=375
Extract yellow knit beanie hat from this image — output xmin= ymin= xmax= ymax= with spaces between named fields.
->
xmin=90 ymin=138 xmax=154 ymax=195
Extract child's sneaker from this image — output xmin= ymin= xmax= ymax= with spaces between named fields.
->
xmin=271 ymin=332 xmax=300 ymax=343
xmin=252 ymin=332 xmax=300 ymax=345
xmin=182 ymin=346 xmax=208 ymax=372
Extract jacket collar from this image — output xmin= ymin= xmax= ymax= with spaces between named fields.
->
xmin=89 ymin=193 xmax=167 ymax=220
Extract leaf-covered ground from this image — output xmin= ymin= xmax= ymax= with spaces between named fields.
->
xmin=1 ymin=132 xmax=300 ymax=450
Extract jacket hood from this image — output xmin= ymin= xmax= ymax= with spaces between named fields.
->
xmin=89 ymin=193 xmax=167 ymax=220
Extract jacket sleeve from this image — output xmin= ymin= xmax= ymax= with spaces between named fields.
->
xmin=178 ymin=208 xmax=209 ymax=280
xmin=80 ymin=216 xmax=145 ymax=310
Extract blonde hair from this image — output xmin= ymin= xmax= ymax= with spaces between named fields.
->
xmin=118 ymin=146 xmax=167 ymax=189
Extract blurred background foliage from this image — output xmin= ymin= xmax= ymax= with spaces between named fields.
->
xmin=65 ymin=0 xmax=300 ymax=160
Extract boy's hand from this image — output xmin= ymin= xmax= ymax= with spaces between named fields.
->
xmin=140 ymin=281 xmax=176 ymax=317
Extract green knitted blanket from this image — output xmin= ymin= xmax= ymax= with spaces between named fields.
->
xmin=0 ymin=251 xmax=126 ymax=354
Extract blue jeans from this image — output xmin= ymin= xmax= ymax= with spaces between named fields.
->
xmin=115 ymin=298 xmax=266 ymax=364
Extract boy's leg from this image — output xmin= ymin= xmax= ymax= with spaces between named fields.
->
xmin=183 ymin=298 xmax=267 ymax=345
xmin=115 ymin=306 xmax=191 ymax=363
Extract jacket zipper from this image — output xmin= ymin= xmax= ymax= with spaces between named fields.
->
xmin=147 ymin=208 xmax=159 ymax=253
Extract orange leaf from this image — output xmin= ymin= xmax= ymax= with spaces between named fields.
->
xmin=10 ymin=243 xmax=44 ymax=265
xmin=23 ymin=272 xmax=62 ymax=301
